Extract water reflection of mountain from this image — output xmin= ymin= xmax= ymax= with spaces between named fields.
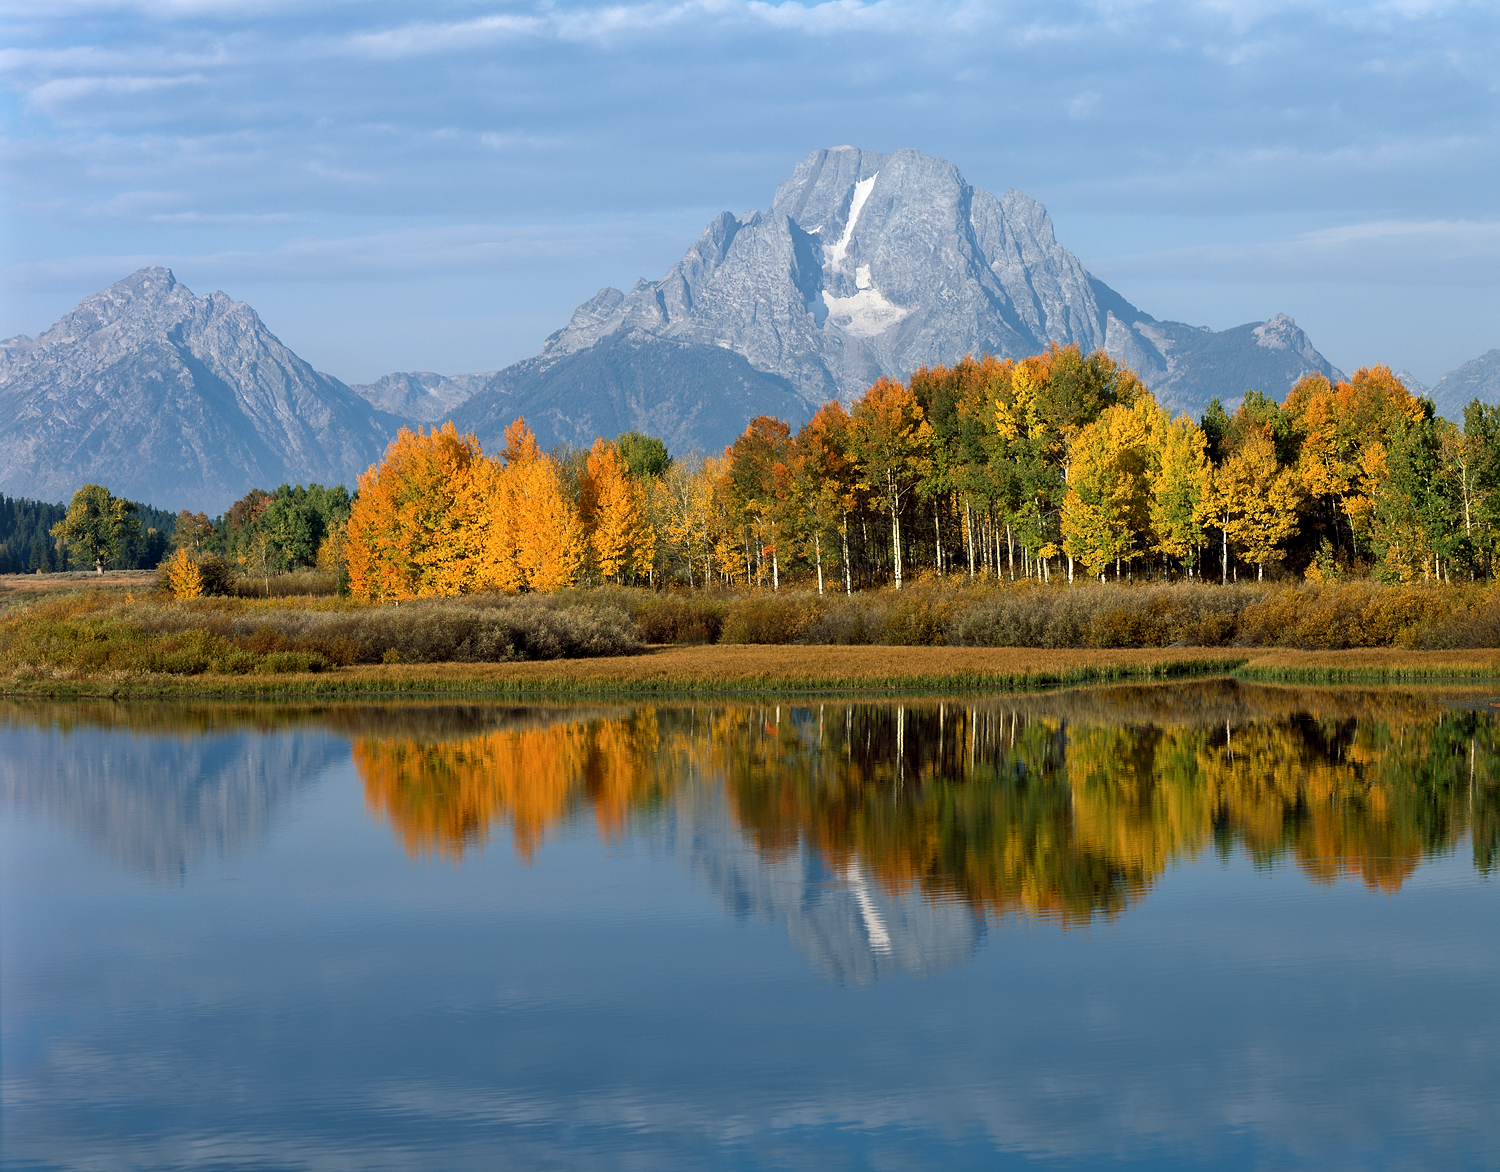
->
xmin=674 ymin=784 xmax=984 ymax=983
xmin=0 ymin=718 xmax=345 ymax=881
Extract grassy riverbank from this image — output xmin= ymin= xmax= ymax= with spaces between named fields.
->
xmin=2 ymin=574 xmax=1498 ymax=698
xmin=5 ymin=644 xmax=1499 ymax=700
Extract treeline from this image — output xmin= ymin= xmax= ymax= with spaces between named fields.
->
xmin=173 ymin=483 xmax=352 ymax=587
xmin=340 ymin=344 xmax=1500 ymax=599
xmin=0 ymin=492 xmax=172 ymax=573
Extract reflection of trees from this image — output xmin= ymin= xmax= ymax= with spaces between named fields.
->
xmin=356 ymin=711 xmax=664 ymax=860
xmin=711 ymin=694 xmax=1500 ymax=923
xmin=334 ymin=683 xmax=1500 ymax=914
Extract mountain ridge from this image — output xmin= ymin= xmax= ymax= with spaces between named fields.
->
xmin=454 ymin=146 xmax=1345 ymax=453
xmin=0 ymin=268 xmax=398 ymax=514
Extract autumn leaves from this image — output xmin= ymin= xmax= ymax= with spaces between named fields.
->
xmin=346 ymin=419 xmax=647 ymax=600
xmin=344 ymin=341 xmax=1481 ymax=601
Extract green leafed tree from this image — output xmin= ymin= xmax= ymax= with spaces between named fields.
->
xmin=50 ymin=484 xmax=140 ymax=574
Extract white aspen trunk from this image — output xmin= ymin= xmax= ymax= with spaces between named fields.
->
xmin=842 ymin=516 xmax=852 ymax=596
xmin=1258 ymin=561 xmax=1263 ymax=581
xmin=1006 ymin=522 xmax=1015 ymax=580
xmin=934 ymin=500 xmax=943 ymax=576
xmin=1067 ymin=554 xmax=1074 ymax=585
xmin=1221 ymin=519 xmax=1228 ymax=584
xmin=772 ymin=546 xmax=779 ymax=591
xmin=891 ymin=507 xmax=903 ymax=589
xmin=815 ymin=530 xmax=824 ymax=596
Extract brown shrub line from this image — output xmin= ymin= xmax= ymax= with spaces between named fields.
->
xmin=630 ymin=578 xmax=1500 ymax=651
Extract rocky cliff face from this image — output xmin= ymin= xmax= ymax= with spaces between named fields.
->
xmin=457 ymin=146 xmax=1344 ymax=453
xmin=0 ymin=268 xmax=396 ymax=513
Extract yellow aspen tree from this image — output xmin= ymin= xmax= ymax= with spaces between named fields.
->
xmin=1149 ymin=415 xmax=1213 ymax=576
xmin=1212 ymin=429 xmax=1302 ymax=579
xmin=698 ymin=453 xmax=737 ymax=586
xmin=849 ymin=378 xmax=933 ymax=589
xmin=1060 ymin=396 xmax=1163 ymax=579
xmin=500 ymin=418 xmax=585 ymax=590
xmin=1285 ymin=365 xmax=1424 ymax=553
xmin=346 ymin=423 xmax=489 ymax=600
xmin=583 ymin=437 xmax=647 ymax=582
xmin=659 ymin=458 xmax=702 ymax=585
xmin=165 ymin=546 xmax=204 ymax=598
xmin=634 ymin=474 xmax=661 ymax=586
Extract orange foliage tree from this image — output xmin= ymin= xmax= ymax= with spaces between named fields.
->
xmin=346 ymin=423 xmax=491 ymax=599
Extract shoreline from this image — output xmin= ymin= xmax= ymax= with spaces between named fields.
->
xmin=3 ymin=644 xmax=1499 ymax=701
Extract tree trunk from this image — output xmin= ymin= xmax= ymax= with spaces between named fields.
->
xmin=814 ymin=530 xmax=824 ymax=596
xmin=891 ymin=506 xmax=903 ymax=589
xmin=842 ymin=516 xmax=852 ymax=596
xmin=933 ymin=500 xmax=943 ymax=576
xmin=965 ymin=499 xmax=975 ymax=579
xmin=1221 ymin=520 xmax=1228 ymax=585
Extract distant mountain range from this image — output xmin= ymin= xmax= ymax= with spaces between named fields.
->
xmin=1395 ymin=350 xmax=1500 ymax=423
xmin=347 ymin=370 xmax=494 ymax=423
xmin=0 ymin=146 xmax=1493 ymax=512
xmin=0 ymin=268 xmax=396 ymax=513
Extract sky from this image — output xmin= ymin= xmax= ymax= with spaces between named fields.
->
xmin=2 ymin=0 xmax=1497 ymax=388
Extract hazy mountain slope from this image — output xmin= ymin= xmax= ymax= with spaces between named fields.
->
xmin=1431 ymin=349 xmax=1500 ymax=422
xmin=1108 ymin=313 xmax=1344 ymax=415
xmin=459 ymin=146 xmax=1344 ymax=453
xmin=348 ymin=370 xmax=492 ymax=424
xmin=0 ymin=268 xmax=396 ymax=513
xmin=454 ymin=332 xmax=806 ymax=455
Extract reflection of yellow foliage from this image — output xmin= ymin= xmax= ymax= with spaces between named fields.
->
xmin=351 ymin=691 xmax=1496 ymax=923
xmin=356 ymin=712 xmax=661 ymax=861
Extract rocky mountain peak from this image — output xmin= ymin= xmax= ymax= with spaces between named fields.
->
xmin=0 ymin=269 xmax=395 ymax=512
xmin=455 ymin=146 xmax=1351 ymax=454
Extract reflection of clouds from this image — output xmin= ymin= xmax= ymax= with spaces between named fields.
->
xmin=0 ymin=724 xmax=344 ymax=879
xmin=676 ymin=784 xmax=982 ymax=983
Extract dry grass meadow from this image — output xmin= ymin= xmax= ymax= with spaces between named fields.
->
xmin=2 ymin=572 xmax=1499 ymax=698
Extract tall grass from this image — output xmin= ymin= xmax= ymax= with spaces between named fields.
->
xmin=0 ymin=592 xmax=639 ymax=677
xmin=632 ymin=577 xmax=1500 ymax=651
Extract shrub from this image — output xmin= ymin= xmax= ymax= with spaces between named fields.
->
xmin=632 ymin=594 xmax=726 ymax=644
xmin=720 ymin=594 xmax=825 ymax=644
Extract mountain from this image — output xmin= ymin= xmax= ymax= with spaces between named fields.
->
xmin=1394 ymin=370 xmax=1428 ymax=396
xmin=455 ymin=146 xmax=1343 ymax=453
xmin=0 ymin=268 xmax=397 ymax=514
xmin=348 ymin=370 xmax=492 ymax=423
xmin=1431 ymin=349 xmax=1500 ymax=422
xmin=0 ymin=719 xmax=346 ymax=881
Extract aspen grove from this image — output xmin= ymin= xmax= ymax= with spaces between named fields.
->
xmin=343 ymin=345 xmax=1500 ymax=600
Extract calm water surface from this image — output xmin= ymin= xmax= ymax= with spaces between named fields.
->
xmin=2 ymin=681 xmax=1497 ymax=1170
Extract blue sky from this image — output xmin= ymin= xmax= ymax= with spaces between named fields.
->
xmin=2 ymin=0 xmax=1496 ymax=387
